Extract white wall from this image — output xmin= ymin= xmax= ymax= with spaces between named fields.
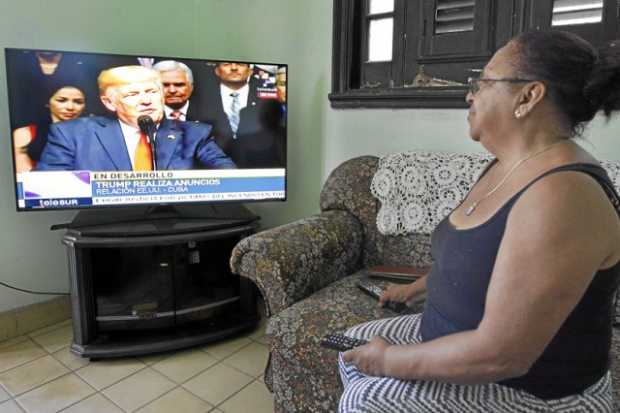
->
xmin=323 ymin=109 xmax=620 ymax=180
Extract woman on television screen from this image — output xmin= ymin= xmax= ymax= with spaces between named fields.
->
xmin=13 ymin=83 xmax=86 ymax=173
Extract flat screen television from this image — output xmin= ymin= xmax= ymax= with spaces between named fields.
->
xmin=4 ymin=48 xmax=287 ymax=219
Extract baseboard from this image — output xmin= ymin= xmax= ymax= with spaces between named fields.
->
xmin=0 ymin=296 xmax=71 ymax=342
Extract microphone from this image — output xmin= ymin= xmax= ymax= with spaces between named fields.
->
xmin=137 ymin=115 xmax=158 ymax=170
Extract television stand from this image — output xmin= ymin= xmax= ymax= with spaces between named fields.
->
xmin=59 ymin=212 xmax=260 ymax=359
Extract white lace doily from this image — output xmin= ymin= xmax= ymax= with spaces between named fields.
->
xmin=600 ymin=160 xmax=620 ymax=191
xmin=372 ymin=152 xmax=620 ymax=236
xmin=371 ymin=151 xmax=492 ymax=235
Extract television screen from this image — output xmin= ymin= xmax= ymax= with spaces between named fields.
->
xmin=5 ymin=48 xmax=287 ymax=211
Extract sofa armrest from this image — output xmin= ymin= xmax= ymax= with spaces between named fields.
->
xmin=231 ymin=210 xmax=364 ymax=316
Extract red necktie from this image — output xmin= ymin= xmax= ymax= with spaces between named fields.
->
xmin=170 ymin=110 xmax=182 ymax=120
xmin=134 ymin=132 xmax=153 ymax=171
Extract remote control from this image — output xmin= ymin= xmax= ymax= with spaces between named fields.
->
xmin=357 ymin=280 xmax=409 ymax=313
xmin=320 ymin=333 xmax=368 ymax=351
xmin=357 ymin=279 xmax=383 ymax=299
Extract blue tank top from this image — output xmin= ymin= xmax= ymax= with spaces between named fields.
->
xmin=420 ymin=163 xmax=620 ymax=399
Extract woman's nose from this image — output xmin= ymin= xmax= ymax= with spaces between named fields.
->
xmin=465 ymin=91 xmax=474 ymax=104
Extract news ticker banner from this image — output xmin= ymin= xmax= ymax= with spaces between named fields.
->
xmin=17 ymin=169 xmax=286 ymax=209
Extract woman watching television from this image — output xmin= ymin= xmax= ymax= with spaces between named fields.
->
xmin=338 ymin=30 xmax=620 ymax=412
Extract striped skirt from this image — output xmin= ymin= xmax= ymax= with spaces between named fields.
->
xmin=338 ymin=313 xmax=614 ymax=412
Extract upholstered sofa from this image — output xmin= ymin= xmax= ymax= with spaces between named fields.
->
xmin=230 ymin=151 xmax=620 ymax=412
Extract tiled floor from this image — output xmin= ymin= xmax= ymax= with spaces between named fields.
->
xmin=0 ymin=317 xmax=272 ymax=413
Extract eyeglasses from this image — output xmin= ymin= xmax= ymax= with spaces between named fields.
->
xmin=467 ymin=77 xmax=537 ymax=95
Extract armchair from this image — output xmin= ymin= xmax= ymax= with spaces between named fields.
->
xmin=231 ymin=153 xmax=620 ymax=412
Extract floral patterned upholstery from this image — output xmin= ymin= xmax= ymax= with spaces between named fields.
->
xmin=230 ymin=153 xmax=620 ymax=413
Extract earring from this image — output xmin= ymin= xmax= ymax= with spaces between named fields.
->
xmin=514 ymin=110 xmax=521 ymax=119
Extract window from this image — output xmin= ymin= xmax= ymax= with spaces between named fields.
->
xmin=367 ymin=0 xmax=395 ymax=62
xmin=528 ymin=0 xmax=618 ymax=46
xmin=435 ymin=0 xmax=476 ymax=34
xmin=551 ymin=0 xmax=603 ymax=26
xmin=330 ymin=0 xmax=620 ymax=109
xmin=360 ymin=0 xmax=401 ymax=89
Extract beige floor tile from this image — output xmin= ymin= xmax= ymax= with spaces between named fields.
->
xmin=27 ymin=320 xmax=71 ymax=338
xmin=151 ymin=349 xmax=219 ymax=384
xmin=75 ymin=358 xmax=145 ymax=390
xmin=62 ymin=393 xmax=124 ymax=413
xmin=0 ymin=355 xmax=69 ymax=396
xmin=102 ymin=368 xmax=176 ymax=412
xmin=15 ymin=373 xmax=94 ymax=413
xmin=218 ymin=380 xmax=274 ymax=413
xmin=51 ymin=347 xmax=90 ymax=371
xmin=0 ymin=383 xmax=9 ymax=402
xmin=183 ymin=363 xmax=253 ymax=406
xmin=202 ymin=336 xmax=252 ymax=360
xmin=0 ymin=399 xmax=25 ymax=413
xmin=29 ymin=324 xmax=73 ymax=354
xmin=222 ymin=342 xmax=269 ymax=377
xmin=0 ymin=339 xmax=46 ymax=373
xmin=136 ymin=387 xmax=213 ymax=413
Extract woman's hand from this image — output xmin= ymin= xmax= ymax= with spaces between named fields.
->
xmin=378 ymin=282 xmax=417 ymax=307
xmin=342 ymin=336 xmax=392 ymax=376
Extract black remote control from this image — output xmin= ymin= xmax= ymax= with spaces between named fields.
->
xmin=357 ymin=279 xmax=409 ymax=313
xmin=357 ymin=279 xmax=383 ymax=299
xmin=320 ymin=333 xmax=368 ymax=351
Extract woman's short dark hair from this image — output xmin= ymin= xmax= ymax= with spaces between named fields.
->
xmin=512 ymin=30 xmax=620 ymax=137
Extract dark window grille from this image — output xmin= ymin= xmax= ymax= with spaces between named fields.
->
xmin=435 ymin=0 xmax=477 ymax=34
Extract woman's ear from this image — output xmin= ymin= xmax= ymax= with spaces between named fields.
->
xmin=514 ymin=81 xmax=546 ymax=118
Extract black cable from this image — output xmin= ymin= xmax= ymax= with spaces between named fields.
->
xmin=0 ymin=280 xmax=69 ymax=296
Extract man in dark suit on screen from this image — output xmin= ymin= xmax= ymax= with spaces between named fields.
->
xmin=152 ymin=60 xmax=205 ymax=122
xmin=36 ymin=65 xmax=235 ymax=171
xmin=203 ymin=62 xmax=285 ymax=169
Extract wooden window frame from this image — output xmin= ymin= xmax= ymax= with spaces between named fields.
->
xmin=329 ymin=0 xmax=620 ymax=109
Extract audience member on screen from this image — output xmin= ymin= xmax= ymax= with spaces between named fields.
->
xmin=337 ymin=31 xmax=620 ymax=412
xmin=36 ymin=65 xmax=235 ymax=172
xmin=203 ymin=62 xmax=286 ymax=168
xmin=152 ymin=60 xmax=197 ymax=121
xmin=13 ymin=84 xmax=86 ymax=173
xmin=276 ymin=66 xmax=287 ymax=104
xmin=212 ymin=62 xmax=255 ymax=141
xmin=5 ymin=50 xmax=100 ymax=128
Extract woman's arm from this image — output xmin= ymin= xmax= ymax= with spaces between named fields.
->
xmin=13 ymin=127 xmax=34 ymax=173
xmin=346 ymin=171 xmax=620 ymax=383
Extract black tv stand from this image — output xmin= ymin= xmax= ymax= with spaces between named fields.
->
xmin=58 ymin=210 xmax=260 ymax=359
xmin=52 ymin=203 xmax=259 ymax=237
